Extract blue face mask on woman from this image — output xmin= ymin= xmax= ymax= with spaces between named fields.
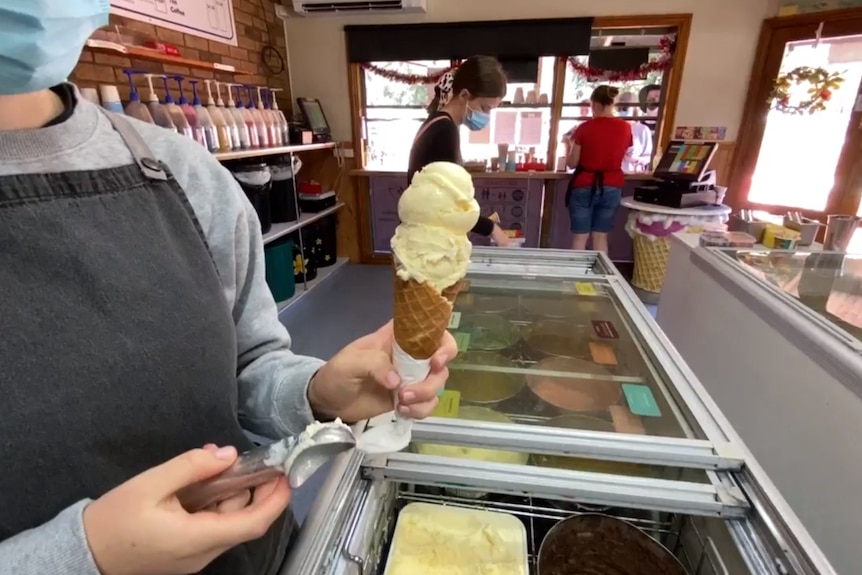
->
xmin=0 ymin=1 xmax=110 ymax=95
xmin=465 ymin=105 xmax=491 ymax=131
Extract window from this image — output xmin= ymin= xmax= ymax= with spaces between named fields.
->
xmin=364 ymin=60 xmax=452 ymax=170
xmin=362 ymin=57 xmax=557 ymax=171
xmin=558 ymin=31 xmax=671 ymax=173
xmin=354 ymin=23 xmax=684 ymax=176
xmin=460 ymin=57 xmax=557 ymax=167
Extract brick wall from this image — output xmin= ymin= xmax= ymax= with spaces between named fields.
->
xmin=71 ymin=0 xmax=293 ymax=114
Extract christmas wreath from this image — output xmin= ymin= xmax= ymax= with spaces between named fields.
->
xmin=769 ymin=66 xmax=844 ymax=114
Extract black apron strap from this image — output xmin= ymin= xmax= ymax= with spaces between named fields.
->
xmin=565 ymin=166 xmax=606 ymax=207
xmin=102 ymin=112 xmax=168 ymax=181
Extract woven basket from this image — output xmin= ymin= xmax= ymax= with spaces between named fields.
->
xmin=631 ymin=234 xmax=671 ymax=293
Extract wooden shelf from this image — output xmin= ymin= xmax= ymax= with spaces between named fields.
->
xmin=215 ymin=142 xmax=336 ymax=162
xmin=262 ymin=202 xmax=344 ymax=246
xmin=85 ymin=39 xmax=250 ymax=74
xmin=277 ymin=258 xmax=349 ymax=312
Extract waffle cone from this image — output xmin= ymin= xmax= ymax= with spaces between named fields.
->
xmin=393 ymin=275 xmax=459 ymax=360
xmin=441 ymin=279 xmax=466 ymax=304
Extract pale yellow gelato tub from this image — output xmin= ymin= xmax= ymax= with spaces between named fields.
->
xmin=414 ymin=406 xmax=529 ymax=466
xmin=384 ymin=502 xmax=529 ymax=575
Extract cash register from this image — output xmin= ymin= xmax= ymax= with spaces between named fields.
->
xmin=634 ymin=140 xmax=720 ymax=208
xmin=293 ymin=97 xmax=333 ymax=144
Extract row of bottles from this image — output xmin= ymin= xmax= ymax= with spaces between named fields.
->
xmin=111 ymin=70 xmax=291 ymax=154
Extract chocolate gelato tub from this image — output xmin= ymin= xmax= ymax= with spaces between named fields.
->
xmin=537 ymin=513 xmax=687 ymax=575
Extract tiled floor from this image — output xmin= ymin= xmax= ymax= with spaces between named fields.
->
xmin=278 ymin=262 xmax=656 ymax=522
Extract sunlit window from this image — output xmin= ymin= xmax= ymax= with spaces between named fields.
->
xmin=363 ymin=60 xmax=452 ymax=170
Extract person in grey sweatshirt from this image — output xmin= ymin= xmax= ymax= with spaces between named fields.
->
xmin=0 ymin=2 xmax=456 ymax=575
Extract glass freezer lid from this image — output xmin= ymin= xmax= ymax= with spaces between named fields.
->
xmin=723 ymin=249 xmax=862 ymax=344
xmin=468 ymin=246 xmax=617 ymax=278
xmin=365 ymin=270 xmax=746 ymax=474
xmin=443 ymin=273 xmax=692 ymax=439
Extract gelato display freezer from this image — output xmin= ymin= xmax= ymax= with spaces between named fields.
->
xmin=282 ymin=248 xmax=834 ymax=575
xmin=657 ymin=243 xmax=862 ymax=574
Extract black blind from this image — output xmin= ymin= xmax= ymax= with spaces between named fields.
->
xmin=345 ymin=18 xmax=593 ymax=63
xmin=588 ymin=47 xmax=650 ymax=74
xmin=498 ymin=58 xmax=540 ymax=83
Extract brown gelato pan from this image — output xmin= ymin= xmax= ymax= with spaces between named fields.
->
xmin=538 ymin=514 xmax=688 ymax=575
xmin=531 ymin=415 xmax=653 ymax=478
xmin=522 ymin=320 xmax=593 ymax=359
xmin=447 ymin=351 xmax=525 ymax=405
xmin=526 ymin=356 xmax=621 ymax=412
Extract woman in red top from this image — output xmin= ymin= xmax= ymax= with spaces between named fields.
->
xmin=563 ymin=85 xmax=633 ymax=253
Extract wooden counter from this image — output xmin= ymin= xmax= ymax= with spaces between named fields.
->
xmin=350 ymin=168 xmax=656 ymax=182
xmin=354 ymin=169 xmax=658 ymax=262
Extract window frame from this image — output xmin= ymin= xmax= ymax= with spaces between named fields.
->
xmin=348 ymin=14 xmax=692 ymax=171
xmin=559 ymin=48 xmax=674 ymax=169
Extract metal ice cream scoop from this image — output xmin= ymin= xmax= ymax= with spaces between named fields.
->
xmin=177 ymin=422 xmax=356 ymax=512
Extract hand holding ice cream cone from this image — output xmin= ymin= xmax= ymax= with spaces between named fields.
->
xmin=355 ymin=162 xmax=479 ymax=454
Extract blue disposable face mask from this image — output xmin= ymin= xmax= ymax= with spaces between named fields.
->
xmin=464 ymin=105 xmax=491 ymax=131
xmin=0 ymin=1 xmax=110 ymax=95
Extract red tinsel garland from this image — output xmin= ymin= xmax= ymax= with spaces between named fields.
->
xmin=567 ymin=35 xmax=675 ymax=82
xmin=360 ymin=62 xmax=459 ymax=84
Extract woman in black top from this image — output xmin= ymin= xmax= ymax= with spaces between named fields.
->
xmin=407 ymin=56 xmax=510 ymax=246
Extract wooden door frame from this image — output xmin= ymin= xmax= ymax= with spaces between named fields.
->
xmin=729 ymin=8 xmax=862 ymax=217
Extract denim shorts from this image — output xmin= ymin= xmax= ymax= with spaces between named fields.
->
xmin=568 ymin=186 xmax=623 ymax=234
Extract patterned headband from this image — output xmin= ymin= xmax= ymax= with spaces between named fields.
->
xmin=434 ymin=71 xmax=455 ymax=110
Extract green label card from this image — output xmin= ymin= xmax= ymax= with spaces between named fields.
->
xmin=452 ymin=332 xmax=470 ymax=352
xmin=432 ymin=390 xmax=461 ymax=418
xmin=622 ymin=384 xmax=661 ymax=417
xmin=448 ymin=311 xmax=461 ymax=330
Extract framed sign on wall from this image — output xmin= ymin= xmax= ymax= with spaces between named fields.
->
xmin=110 ymin=0 xmax=238 ymax=45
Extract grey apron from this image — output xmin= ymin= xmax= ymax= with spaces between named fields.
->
xmin=0 ymin=112 xmax=293 ymax=575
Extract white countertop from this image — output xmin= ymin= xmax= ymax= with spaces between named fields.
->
xmin=671 ymin=231 xmax=823 ymax=251
xmin=621 ymin=197 xmax=732 ymax=217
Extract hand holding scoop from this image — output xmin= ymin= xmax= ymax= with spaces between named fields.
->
xmin=177 ymin=420 xmax=355 ymax=512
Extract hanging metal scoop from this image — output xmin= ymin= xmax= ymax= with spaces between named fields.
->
xmin=177 ymin=421 xmax=356 ymax=512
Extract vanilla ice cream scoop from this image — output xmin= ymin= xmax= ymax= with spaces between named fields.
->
xmin=391 ymin=162 xmax=479 ymax=292
xmin=398 ymin=162 xmax=479 ymax=234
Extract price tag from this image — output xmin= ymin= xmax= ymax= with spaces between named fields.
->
xmin=574 ymin=282 xmax=598 ymax=296
xmin=452 ymin=332 xmax=470 ymax=352
xmin=609 ymin=405 xmax=646 ymax=435
xmin=431 ymin=390 xmax=461 ymax=418
xmin=213 ymin=62 xmax=236 ymax=72
xmin=589 ymin=342 xmax=617 ymax=366
xmin=591 ymin=320 xmax=619 ymax=339
xmin=622 ymin=384 xmax=661 ymax=417
xmin=448 ymin=311 xmax=461 ymax=329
